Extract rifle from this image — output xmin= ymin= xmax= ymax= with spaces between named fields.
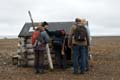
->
xmin=28 ymin=11 xmax=35 ymax=30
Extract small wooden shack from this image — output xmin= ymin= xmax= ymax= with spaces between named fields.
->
xmin=16 ymin=22 xmax=74 ymax=67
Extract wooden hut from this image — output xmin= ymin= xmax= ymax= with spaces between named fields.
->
xmin=15 ymin=22 xmax=74 ymax=67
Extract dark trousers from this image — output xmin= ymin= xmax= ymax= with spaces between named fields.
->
xmin=34 ymin=50 xmax=45 ymax=71
xmin=85 ymin=46 xmax=89 ymax=70
xmin=54 ymin=44 xmax=66 ymax=68
xmin=65 ymin=47 xmax=71 ymax=60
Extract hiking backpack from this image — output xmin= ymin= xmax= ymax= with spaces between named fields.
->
xmin=54 ymin=29 xmax=65 ymax=37
xmin=32 ymin=31 xmax=46 ymax=51
xmin=74 ymin=26 xmax=87 ymax=41
xmin=52 ymin=29 xmax=65 ymax=46
xmin=32 ymin=31 xmax=40 ymax=45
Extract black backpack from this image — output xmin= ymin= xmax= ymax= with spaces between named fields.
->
xmin=74 ymin=26 xmax=86 ymax=41
xmin=54 ymin=29 xmax=65 ymax=37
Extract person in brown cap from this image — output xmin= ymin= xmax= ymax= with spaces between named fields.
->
xmin=68 ymin=18 xmax=90 ymax=74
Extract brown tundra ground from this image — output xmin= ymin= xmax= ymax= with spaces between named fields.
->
xmin=0 ymin=36 xmax=120 ymax=80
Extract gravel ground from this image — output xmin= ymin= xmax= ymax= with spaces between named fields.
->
xmin=0 ymin=37 xmax=120 ymax=80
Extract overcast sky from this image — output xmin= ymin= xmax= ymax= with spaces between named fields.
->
xmin=0 ymin=0 xmax=120 ymax=36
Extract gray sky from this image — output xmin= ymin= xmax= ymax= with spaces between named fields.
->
xmin=0 ymin=0 xmax=120 ymax=36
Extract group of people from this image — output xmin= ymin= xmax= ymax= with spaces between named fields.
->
xmin=32 ymin=18 xmax=91 ymax=75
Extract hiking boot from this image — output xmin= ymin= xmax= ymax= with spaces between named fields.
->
xmin=80 ymin=71 xmax=84 ymax=74
xmin=39 ymin=69 xmax=45 ymax=74
xmin=85 ymin=68 xmax=89 ymax=72
xmin=73 ymin=72 xmax=79 ymax=75
xmin=35 ymin=70 xmax=40 ymax=74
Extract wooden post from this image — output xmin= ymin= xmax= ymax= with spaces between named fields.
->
xmin=28 ymin=11 xmax=35 ymax=30
xmin=46 ymin=44 xmax=54 ymax=70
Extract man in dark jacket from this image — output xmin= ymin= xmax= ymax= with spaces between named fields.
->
xmin=42 ymin=22 xmax=67 ymax=69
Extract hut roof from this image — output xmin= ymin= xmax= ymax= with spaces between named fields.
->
xmin=18 ymin=22 xmax=74 ymax=37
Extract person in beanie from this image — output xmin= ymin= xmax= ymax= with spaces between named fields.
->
xmin=42 ymin=21 xmax=67 ymax=69
xmin=42 ymin=21 xmax=55 ymax=37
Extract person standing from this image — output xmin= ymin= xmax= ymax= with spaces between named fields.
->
xmin=68 ymin=18 xmax=90 ymax=74
xmin=32 ymin=23 xmax=50 ymax=74
xmin=81 ymin=19 xmax=91 ymax=71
